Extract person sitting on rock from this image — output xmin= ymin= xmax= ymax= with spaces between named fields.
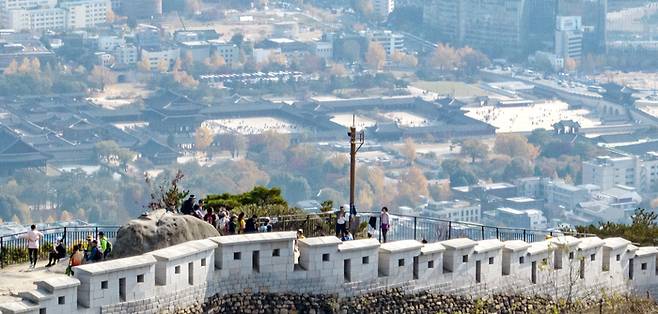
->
xmin=66 ymin=244 xmax=85 ymax=276
xmin=341 ymin=230 xmax=353 ymax=241
xmin=46 ymin=238 xmax=66 ymax=267
xmin=98 ymin=231 xmax=112 ymax=259
xmin=86 ymin=240 xmax=102 ymax=262
xmin=193 ymin=204 xmax=203 ymax=219
xmin=180 ymin=195 xmax=196 ymax=215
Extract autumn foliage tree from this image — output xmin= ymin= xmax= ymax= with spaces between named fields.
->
xmin=461 ymin=139 xmax=489 ymax=163
xmin=494 ymin=134 xmax=539 ymax=161
xmin=89 ymin=65 xmax=117 ymax=91
xmin=194 ymin=125 xmax=215 ymax=153
xmin=366 ymin=41 xmax=387 ymax=71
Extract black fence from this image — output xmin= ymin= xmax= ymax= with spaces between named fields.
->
xmin=0 ymin=213 xmax=594 ymax=268
xmin=267 ymin=212 xmax=593 ymax=244
xmin=0 ymin=226 xmax=120 ymax=268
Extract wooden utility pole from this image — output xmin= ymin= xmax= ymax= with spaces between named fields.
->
xmin=348 ymin=115 xmax=364 ymax=225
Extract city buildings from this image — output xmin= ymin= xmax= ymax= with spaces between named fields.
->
xmin=2 ymin=0 xmax=109 ymax=31
xmin=362 ymin=30 xmax=404 ymax=55
xmin=583 ymin=153 xmax=658 ymax=193
xmin=421 ymin=0 xmax=607 ymax=58
xmin=119 ymin=0 xmax=161 ymax=20
xmin=422 ymin=200 xmax=481 ymax=223
xmin=141 ymin=44 xmax=179 ymax=70
xmin=371 ymin=0 xmax=395 ymax=20
xmin=554 ymin=16 xmax=583 ymax=60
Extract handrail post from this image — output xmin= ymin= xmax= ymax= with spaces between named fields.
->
xmin=413 ymin=217 xmax=417 ymax=240
xmin=378 ymin=215 xmax=382 ymax=243
xmin=63 ymin=227 xmax=67 ymax=245
xmin=523 ymin=229 xmax=527 ymax=242
xmin=481 ymin=226 xmax=485 ymax=240
xmin=448 ymin=221 xmax=452 ymax=240
xmin=496 ymin=227 xmax=499 ymax=240
xmin=95 ymin=227 xmax=98 ymax=240
xmin=1 ymin=236 xmax=4 ymax=269
xmin=305 ymin=215 xmax=310 ymax=236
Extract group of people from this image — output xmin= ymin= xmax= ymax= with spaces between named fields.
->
xmin=334 ymin=205 xmax=391 ymax=243
xmin=180 ymin=195 xmax=273 ymax=235
xmin=21 ymin=225 xmax=112 ymax=273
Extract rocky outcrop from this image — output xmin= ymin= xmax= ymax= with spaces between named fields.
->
xmin=112 ymin=209 xmax=220 ymax=258
xmin=196 ymin=289 xmax=595 ymax=314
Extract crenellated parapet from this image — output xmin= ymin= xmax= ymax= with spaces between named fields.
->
xmin=1 ymin=233 xmax=656 ymax=314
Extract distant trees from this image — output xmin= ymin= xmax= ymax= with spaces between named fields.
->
xmin=89 ymin=65 xmax=117 ymax=91
xmin=460 ymin=139 xmax=489 ymax=163
xmin=0 ymin=58 xmax=87 ymax=96
xmin=340 ymin=39 xmax=362 ymax=63
xmin=400 ymin=138 xmax=417 ymax=164
xmin=391 ymin=50 xmax=418 ymax=68
xmin=429 ymin=43 xmax=490 ymax=77
xmin=94 ymin=140 xmax=136 ymax=170
xmin=442 ymin=159 xmax=477 ymax=187
xmin=366 ymin=42 xmax=387 ymax=71
xmin=494 ymin=134 xmax=539 ymax=161
xmin=194 ymin=126 xmax=214 ymax=153
xmin=577 ymin=208 xmax=658 ymax=246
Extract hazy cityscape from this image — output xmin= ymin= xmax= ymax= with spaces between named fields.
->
xmin=0 ymin=0 xmax=655 ymax=232
xmin=1 ymin=0 xmax=658 ymax=312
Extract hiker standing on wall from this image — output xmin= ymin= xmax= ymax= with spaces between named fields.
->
xmin=335 ymin=206 xmax=347 ymax=237
xmin=24 ymin=225 xmax=44 ymax=270
xmin=381 ymin=207 xmax=391 ymax=243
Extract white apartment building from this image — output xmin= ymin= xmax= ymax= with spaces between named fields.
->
xmin=3 ymin=0 xmax=108 ymax=31
xmin=210 ymin=41 xmax=239 ymax=67
xmin=114 ymin=43 xmax=137 ymax=65
xmin=97 ymin=35 xmax=123 ymax=52
xmin=582 ymin=153 xmax=658 ymax=193
xmin=6 ymin=7 xmax=65 ymax=30
xmin=555 ymin=16 xmax=583 ymax=61
xmin=371 ymin=0 xmax=394 ymax=20
xmin=312 ymin=41 xmax=332 ymax=59
xmin=0 ymin=0 xmax=55 ymax=24
xmin=59 ymin=0 xmax=109 ymax=29
xmin=363 ymin=30 xmax=404 ymax=55
xmin=141 ymin=45 xmax=179 ymax=70
xmin=422 ymin=200 xmax=480 ymax=223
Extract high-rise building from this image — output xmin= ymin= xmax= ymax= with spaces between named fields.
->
xmin=421 ymin=0 xmax=606 ymax=58
xmin=371 ymin=0 xmax=394 ymax=20
xmin=120 ymin=0 xmax=161 ymax=20
xmin=461 ymin=0 xmax=527 ymax=58
xmin=558 ymin=0 xmax=607 ymax=54
xmin=422 ymin=0 xmax=463 ymax=44
xmin=423 ymin=0 xmax=527 ymax=58
xmin=525 ymin=0 xmax=558 ymax=53
xmin=555 ymin=16 xmax=583 ymax=60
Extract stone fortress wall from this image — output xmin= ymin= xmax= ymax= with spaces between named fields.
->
xmin=1 ymin=232 xmax=658 ymax=314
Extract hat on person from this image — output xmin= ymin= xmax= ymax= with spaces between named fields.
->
xmin=86 ymin=235 xmax=93 ymax=240
xmin=190 ymin=194 xmax=196 ymax=199
xmin=297 ymin=229 xmax=303 ymax=233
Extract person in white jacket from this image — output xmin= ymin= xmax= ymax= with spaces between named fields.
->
xmin=24 ymin=225 xmax=44 ymax=269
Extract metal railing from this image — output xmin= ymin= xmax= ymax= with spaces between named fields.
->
xmin=0 ymin=226 xmax=120 ymax=268
xmin=0 ymin=213 xmax=594 ymax=268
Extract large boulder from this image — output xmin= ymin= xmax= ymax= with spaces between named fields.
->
xmin=112 ymin=209 xmax=220 ymax=258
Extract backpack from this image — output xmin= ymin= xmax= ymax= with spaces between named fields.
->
xmin=93 ymin=248 xmax=102 ymax=261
